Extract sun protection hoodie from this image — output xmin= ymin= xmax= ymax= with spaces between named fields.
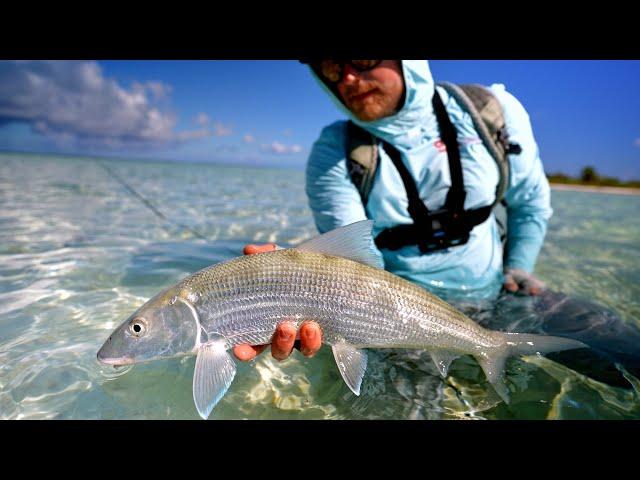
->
xmin=305 ymin=60 xmax=552 ymax=301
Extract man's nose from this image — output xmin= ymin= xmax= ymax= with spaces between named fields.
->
xmin=341 ymin=63 xmax=361 ymax=84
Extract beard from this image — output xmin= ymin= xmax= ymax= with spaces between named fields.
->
xmin=340 ymin=82 xmax=400 ymax=122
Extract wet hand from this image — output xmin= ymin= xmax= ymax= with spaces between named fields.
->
xmin=503 ymin=268 xmax=545 ymax=296
xmin=232 ymin=243 xmax=323 ymax=362
xmin=233 ymin=321 xmax=323 ymax=361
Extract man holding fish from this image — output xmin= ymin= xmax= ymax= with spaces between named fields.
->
xmin=100 ymin=61 xmax=608 ymax=419
xmin=234 ymin=60 xmax=551 ymax=363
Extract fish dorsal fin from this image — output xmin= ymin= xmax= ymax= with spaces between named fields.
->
xmin=192 ymin=339 xmax=236 ymax=419
xmin=332 ymin=340 xmax=368 ymax=396
xmin=296 ymin=220 xmax=382 ymax=269
xmin=430 ymin=351 xmax=459 ymax=378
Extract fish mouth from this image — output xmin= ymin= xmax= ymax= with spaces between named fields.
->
xmin=96 ymin=352 xmax=135 ymax=366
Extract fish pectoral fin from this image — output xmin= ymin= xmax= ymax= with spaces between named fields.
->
xmin=332 ymin=341 xmax=368 ymax=396
xmin=295 ymin=220 xmax=383 ymax=269
xmin=193 ymin=339 xmax=236 ymax=420
xmin=430 ymin=351 xmax=459 ymax=378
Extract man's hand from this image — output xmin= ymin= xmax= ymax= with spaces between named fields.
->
xmin=503 ymin=268 xmax=545 ymax=296
xmin=232 ymin=243 xmax=323 ymax=362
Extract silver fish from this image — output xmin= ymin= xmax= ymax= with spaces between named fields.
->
xmin=97 ymin=220 xmax=586 ymax=419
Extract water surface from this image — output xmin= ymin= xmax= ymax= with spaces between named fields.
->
xmin=1 ymin=152 xmax=638 ymax=419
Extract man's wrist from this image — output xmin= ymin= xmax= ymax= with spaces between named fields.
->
xmin=504 ymin=265 xmax=533 ymax=274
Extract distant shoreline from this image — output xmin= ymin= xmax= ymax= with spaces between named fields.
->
xmin=550 ymin=183 xmax=640 ymax=196
xmin=1 ymin=150 xmax=637 ymax=190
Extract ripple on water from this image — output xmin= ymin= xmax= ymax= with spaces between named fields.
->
xmin=6 ymin=363 xmax=92 ymax=420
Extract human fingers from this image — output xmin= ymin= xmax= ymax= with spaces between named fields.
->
xmin=233 ymin=344 xmax=268 ymax=361
xmin=271 ymin=321 xmax=297 ymax=361
xmin=520 ymin=275 xmax=546 ymax=296
xmin=503 ymin=272 xmax=519 ymax=293
xmin=243 ymin=244 xmax=277 ymax=255
xmin=299 ymin=321 xmax=322 ymax=357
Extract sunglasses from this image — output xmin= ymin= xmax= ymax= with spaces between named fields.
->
xmin=307 ymin=60 xmax=383 ymax=84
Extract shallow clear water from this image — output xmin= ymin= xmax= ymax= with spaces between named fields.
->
xmin=1 ymin=152 xmax=639 ymax=420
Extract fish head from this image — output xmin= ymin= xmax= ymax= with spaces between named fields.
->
xmin=97 ymin=286 xmax=200 ymax=366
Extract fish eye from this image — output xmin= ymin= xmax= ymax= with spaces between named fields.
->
xmin=128 ymin=317 xmax=148 ymax=337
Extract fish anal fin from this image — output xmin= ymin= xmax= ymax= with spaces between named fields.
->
xmin=475 ymin=348 xmax=511 ymax=404
xmin=332 ymin=341 xmax=368 ymax=396
xmin=430 ymin=350 xmax=459 ymax=378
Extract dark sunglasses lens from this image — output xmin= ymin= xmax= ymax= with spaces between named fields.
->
xmin=320 ymin=60 xmax=342 ymax=83
xmin=352 ymin=60 xmax=382 ymax=70
xmin=315 ymin=60 xmax=383 ymax=84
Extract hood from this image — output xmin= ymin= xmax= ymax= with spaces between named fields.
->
xmin=309 ymin=60 xmax=437 ymax=150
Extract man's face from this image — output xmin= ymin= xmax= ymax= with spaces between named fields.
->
xmin=335 ymin=60 xmax=405 ymax=122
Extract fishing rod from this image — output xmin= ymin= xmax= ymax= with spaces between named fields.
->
xmin=97 ymin=160 xmax=209 ymax=241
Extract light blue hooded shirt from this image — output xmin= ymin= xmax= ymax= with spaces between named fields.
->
xmin=305 ymin=60 xmax=552 ymax=301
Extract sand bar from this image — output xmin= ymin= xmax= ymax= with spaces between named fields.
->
xmin=550 ymin=183 xmax=640 ymax=196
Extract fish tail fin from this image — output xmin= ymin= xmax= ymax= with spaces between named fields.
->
xmin=474 ymin=332 xmax=588 ymax=404
xmin=502 ymin=332 xmax=588 ymax=356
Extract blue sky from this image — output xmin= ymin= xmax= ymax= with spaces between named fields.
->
xmin=0 ymin=60 xmax=638 ymax=179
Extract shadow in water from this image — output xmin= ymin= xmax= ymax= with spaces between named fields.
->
xmin=468 ymin=290 xmax=640 ymax=389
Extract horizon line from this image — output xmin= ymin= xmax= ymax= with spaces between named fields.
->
xmin=0 ymin=148 xmax=306 ymax=171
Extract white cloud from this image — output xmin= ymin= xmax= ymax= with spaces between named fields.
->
xmin=243 ymin=133 xmax=255 ymax=143
xmin=262 ymin=141 xmax=303 ymax=155
xmin=194 ymin=112 xmax=210 ymax=126
xmin=145 ymin=81 xmax=172 ymax=99
xmin=0 ymin=60 xmax=202 ymax=150
xmin=213 ymin=121 xmax=233 ymax=137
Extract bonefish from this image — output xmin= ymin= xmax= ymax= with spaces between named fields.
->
xmin=97 ymin=220 xmax=586 ymax=419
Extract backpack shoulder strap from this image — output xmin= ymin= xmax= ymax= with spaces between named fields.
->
xmin=346 ymin=83 xmax=521 ymax=208
xmin=346 ymin=120 xmax=378 ymax=205
xmin=436 ymin=82 xmax=515 ymax=206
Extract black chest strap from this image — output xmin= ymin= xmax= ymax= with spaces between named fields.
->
xmin=381 ymin=90 xmax=466 ymax=222
xmin=374 ymin=89 xmax=493 ymax=253
xmin=432 ymin=88 xmax=466 ymax=212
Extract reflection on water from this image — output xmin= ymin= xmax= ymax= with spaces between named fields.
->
xmin=1 ymin=152 xmax=639 ymax=419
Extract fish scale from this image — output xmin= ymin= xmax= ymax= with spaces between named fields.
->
xmin=181 ymin=248 xmax=498 ymax=351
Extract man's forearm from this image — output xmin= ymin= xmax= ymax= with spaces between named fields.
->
xmin=504 ymin=215 xmax=548 ymax=273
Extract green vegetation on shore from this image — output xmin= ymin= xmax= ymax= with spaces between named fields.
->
xmin=547 ymin=167 xmax=640 ymax=188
